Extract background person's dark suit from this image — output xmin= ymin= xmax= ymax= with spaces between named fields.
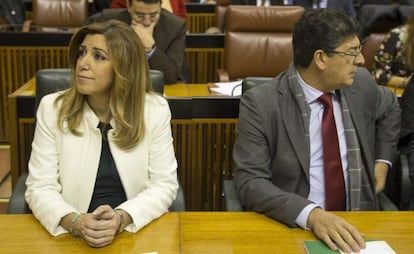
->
xmin=233 ymin=65 xmax=401 ymax=227
xmin=94 ymin=9 xmax=186 ymax=84
xmin=293 ymin=0 xmax=356 ymax=17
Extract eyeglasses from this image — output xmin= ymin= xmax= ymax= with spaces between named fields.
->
xmin=132 ymin=11 xmax=160 ymax=21
xmin=324 ymin=45 xmax=363 ymax=62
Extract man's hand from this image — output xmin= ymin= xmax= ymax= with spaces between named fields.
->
xmin=307 ymin=208 xmax=365 ymax=253
xmin=374 ymin=162 xmax=389 ymax=193
xmin=131 ymin=20 xmax=155 ymax=51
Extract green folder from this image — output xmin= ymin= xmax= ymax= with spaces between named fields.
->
xmin=303 ymin=240 xmax=340 ymax=254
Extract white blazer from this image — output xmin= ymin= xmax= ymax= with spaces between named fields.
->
xmin=25 ymin=92 xmax=178 ymax=236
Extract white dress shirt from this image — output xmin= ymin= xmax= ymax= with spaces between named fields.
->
xmin=294 ymin=72 xmax=349 ymax=228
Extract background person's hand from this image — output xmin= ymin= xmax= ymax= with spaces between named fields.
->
xmin=131 ymin=20 xmax=155 ymax=51
xmin=307 ymin=208 xmax=366 ymax=253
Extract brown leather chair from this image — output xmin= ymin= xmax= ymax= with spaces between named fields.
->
xmin=216 ymin=5 xmax=305 ymax=82
xmin=22 ymin=0 xmax=88 ymax=32
xmin=361 ymin=32 xmax=386 ymax=71
xmin=215 ymin=0 xmax=231 ymax=33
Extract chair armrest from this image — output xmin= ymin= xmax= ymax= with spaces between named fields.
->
xmin=399 ymin=150 xmax=414 ymax=208
xmin=168 ymin=180 xmax=186 ymax=211
xmin=223 ymin=180 xmax=243 ymax=211
xmin=377 ymin=192 xmax=399 ymax=211
xmin=8 ymin=173 xmax=30 ymax=214
xmin=22 ymin=20 xmax=33 ymax=32
xmin=216 ymin=69 xmax=230 ymax=82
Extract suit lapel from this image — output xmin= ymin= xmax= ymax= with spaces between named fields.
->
xmin=279 ymin=81 xmax=310 ymax=179
xmin=342 ymin=86 xmax=373 ymax=174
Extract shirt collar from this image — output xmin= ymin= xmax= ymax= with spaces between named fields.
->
xmin=296 ymin=71 xmax=324 ymax=104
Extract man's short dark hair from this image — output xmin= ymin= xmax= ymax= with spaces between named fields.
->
xmin=292 ymin=9 xmax=360 ymax=68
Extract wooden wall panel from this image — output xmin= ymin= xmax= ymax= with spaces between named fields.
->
xmin=186 ymin=13 xmax=216 ymax=33
xmin=189 ymin=119 xmax=238 ymax=211
xmin=0 ymin=46 xmax=68 ymax=142
xmin=186 ymin=48 xmax=224 ymax=84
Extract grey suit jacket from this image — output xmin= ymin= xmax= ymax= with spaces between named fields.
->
xmin=94 ymin=9 xmax=186 ymax=84
xmin=233 ymin=65 xmax=401 ymax=227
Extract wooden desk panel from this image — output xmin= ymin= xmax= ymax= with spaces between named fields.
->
xmin=340 ymin=212 xmax=414 ymax=254
xmin=180 ymin=212 xmax=314 ymax=254
xmin=180 ymin=211 xmax=414 ymax=254
xmin=186 ymin=14 xmax=216 ymax=33
xmin=0 ymin=213 xmax=180 ymax=254
xmin=164 ymin=84 xmax=210 ymax=97
xmin=1 ymin=211 xmax=413 ymax=253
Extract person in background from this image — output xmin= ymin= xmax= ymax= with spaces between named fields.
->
xmin=91 ymin=0 xmax=113 ymax=14
xmin=233 ymin=9 xmax=400 ymax=253
xmin=397 ymin=11 xmax=414 ymax=210
xmin=25 ymin=20 xmax=178 ymax=247
xmin=372 ymin=11 xmax=414 ymax=88
xmin=229 ymin=0 xmax=355 ymax=16
xmin=230 ymin=0 xmax=287 ymax=6
xmin=93 ymin=0 xmax=186 ymax=84
xmin=110 ymin=0 xmax=187 ymax=20
xmin=293 ymin=0 xmax=356 ymax=17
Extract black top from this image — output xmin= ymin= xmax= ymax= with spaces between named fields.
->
xmin=88 ymin=122 xmax=127 ymax=212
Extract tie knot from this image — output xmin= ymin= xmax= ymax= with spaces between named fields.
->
xmin=318 ymin=93 xmax=333 ymax=109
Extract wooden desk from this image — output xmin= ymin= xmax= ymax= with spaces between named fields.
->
xmin=164 ymin=84 xmax=210 ymax=97
xmin=1 ymin=212 xmax=413 ymax=253
xmin=387 ymin=85 xmax=405 ymax=97
xmin=180 ymin=211 xmax=414 ymax=254
xmin=0 ymin=213 xmax=180 ymax=254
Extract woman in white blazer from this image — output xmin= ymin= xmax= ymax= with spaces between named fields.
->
xmin=25 ymin=20 xmax=178 ymax=248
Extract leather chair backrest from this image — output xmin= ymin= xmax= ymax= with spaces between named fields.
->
xmin=35 ymin=68 xmax=165 ymax=113
xmin=361 ymin=32 xmax=386 ymax=71
xmin=33 ymin=0 xmax=88 ymax=28
xmin=242 ymin=76 xmax=273 ymax=95
xmin=150 ymin=69 xmax=165 ymax=95
xmin=224 ymin=6 xmax=304 ymax=80
xmin=215 ymin=0 xmax=231 ymax=32
xmin=35 ymin=68 xmax=72 ymax=112
xmin=86 ymin=8 xmax=126 ymax=24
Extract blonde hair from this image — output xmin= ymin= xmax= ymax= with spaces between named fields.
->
xmin=55 ymin=20 xmax=152 ymax=150
xmin=405 ymin=12 xmax=414 ymax=70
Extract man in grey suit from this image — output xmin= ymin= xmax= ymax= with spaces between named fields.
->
xmin=233 ymin=9 xmax=400 ymax=253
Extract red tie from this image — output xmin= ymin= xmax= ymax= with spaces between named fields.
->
xmin=318 ymin=93 xmax=346 ymax=211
